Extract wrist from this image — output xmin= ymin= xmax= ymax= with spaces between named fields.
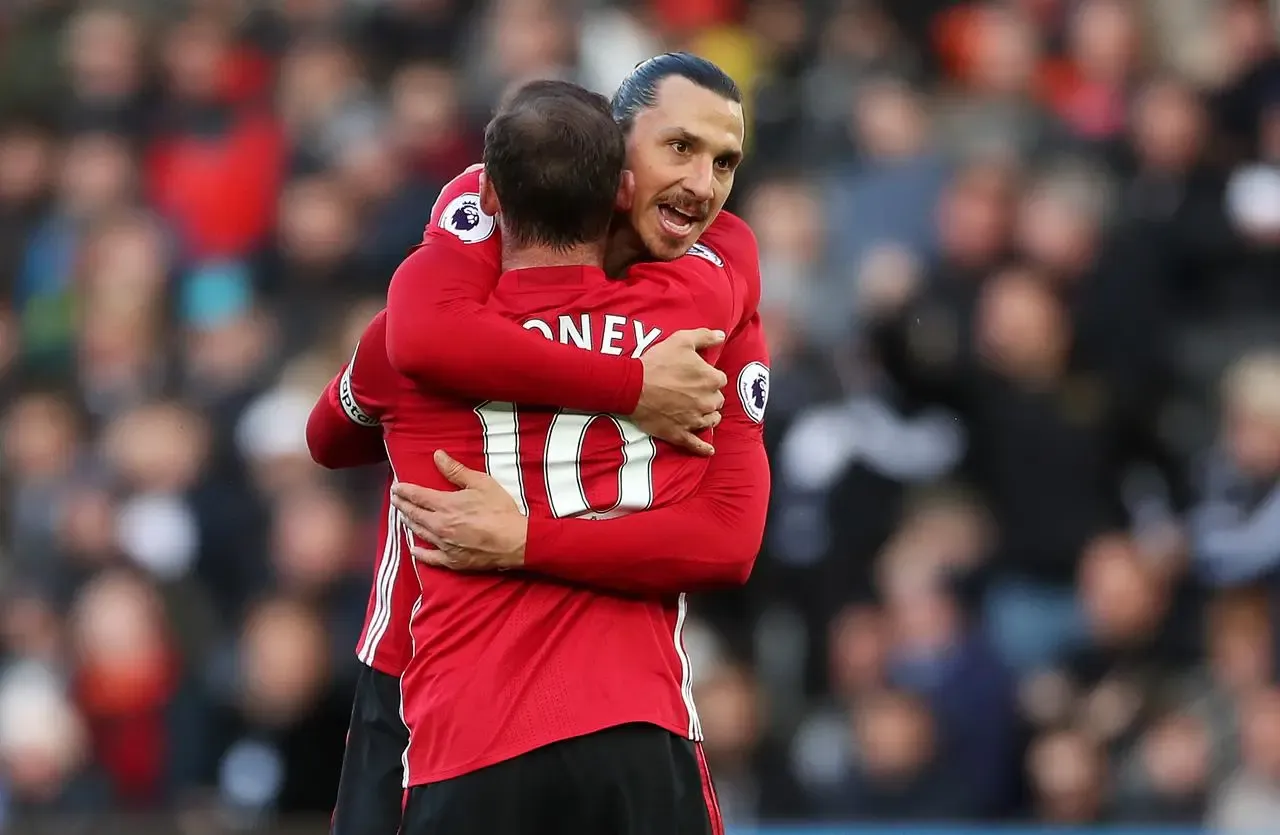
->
xmin=522 ymin=514 xmax=554 ymax=568
xmin=506 ymin=514 xmax=529 ymax=569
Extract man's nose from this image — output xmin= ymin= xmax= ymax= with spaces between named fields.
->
xmin=681 ymin=159 xmax=715 ymax=203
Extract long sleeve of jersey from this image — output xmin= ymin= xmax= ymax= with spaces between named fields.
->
xmin=306 ymin=369 xmax=386 ymax=468
xmin=522 ymin=313 xmax=770 ymax=594
xmin=305 ymin=312 xmax=395 ymax=469
xmin=384 ymin=221 xmax=643 ymax=415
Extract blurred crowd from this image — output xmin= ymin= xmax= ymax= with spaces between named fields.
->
xmin=3 ymin=0 xmax=1280 ymax=830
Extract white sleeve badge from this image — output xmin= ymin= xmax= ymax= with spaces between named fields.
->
xmin=439 ymin=193 xmax=496 ymax=244
xmin=737 ymin=361 xmax=769 ymax=423
xmin=686 ymin=243 xmax=724 ymax=267
xmin=339 ymin=343 xmax=379 ymax=427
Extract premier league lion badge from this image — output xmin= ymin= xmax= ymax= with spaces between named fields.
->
xmin=737 ymin=361 xmax=769 ymax=424
xmin=439 ymin=193 xmax=496 ymax=244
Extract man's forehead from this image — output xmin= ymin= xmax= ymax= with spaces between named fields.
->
xmin=642 ymin=75 xmax=744 ymax=150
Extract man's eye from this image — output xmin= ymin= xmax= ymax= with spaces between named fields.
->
xmin=670 ymin=141 xmax=690 ymax=154
xmin=715 ymin=157 xmax=733 ymax=171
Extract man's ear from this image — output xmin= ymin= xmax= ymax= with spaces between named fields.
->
xmin=615 ymin=170 xmax=635 ymax=213
xmin=479 ymin=171 xmax=501 ymax=216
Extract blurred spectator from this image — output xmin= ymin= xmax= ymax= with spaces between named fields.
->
xmin=878 ymin=515 xmax=1016 ymax=814
xmin=67 ymin=569 xmax=206 ymax=807
xmin=822 ymin=690 xmax=975 ymax=820
xmin=181 ymin=264 xmax=277 ymax=423
xmin=265 ymin=484 xmax=368 ymax=665
xmin=0 ymin=117 xmax=55 ymax=303
xmin=19 ymin=130 xmax=138 ymax=374
xmin=471 ymin=0 xmax=577 ymax=109
xmin=1191 ymin=351 xmax=1280 ymax=585
xmin=1119 ymin=75 xmax=1241 ymax=318
xmin=1167 ymin=589 xmax=1273 ymax=793
xmin=100 ymin=399 xmax=264 ymax=622
xmin=1211 ymin=0 xmax=1280 ymax=157
xmin=1045 ymin=0 xmax=1140 ymax=143
xmin=213 ymin=596 xmax=349 ymax=818
xmin=258 ymin=174 xmax=369 ymax=349
xmin=694 ymin=662 xmax=807 ymax=825
xmin=934 ymin=2 xmax=1068 ymax=161
xmin=2 ymin=391 xmax=84 ymax=571
xmin=1026 ymin=727 xmax=1108 ymax=822
xmin=60 ymin=4 xmax=149 ymax=137
xmin=76 ymin=210 xmax=171 ymax=419
xmin=358 ymin=0 xmax=475 ymax=83
xmin=1113 ymin=711 xmax=1212 ymax=823
xmin=822 ymin=76 xmax=947 ymax=340
xmin=146 ymin=14 xmax=284 ymax=260
xmin=1209 ymin=686 xmax=1280 ymax=829
xmin=801 ymin=0 xmax=919 ymax=157
xmin=1018 ymin=535 xmax=1184 ymax=756
xmin=276 ymin=36 xmax=380 ymax=177
xmin=387 ymin=60 xmax=479 ymax=187
xmin=1222 ymin=93 xmax=1280 ymax=313
xmin=0 ymin=660 xmax=108 ymax=817
xmin=740 ymin=175 xmax=840 ymax=427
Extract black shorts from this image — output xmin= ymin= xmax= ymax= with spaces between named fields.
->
xmin=331 ymin=664 xmax=409 ymax=835
xmin=401 ymin=723 xmax=724 ymax=835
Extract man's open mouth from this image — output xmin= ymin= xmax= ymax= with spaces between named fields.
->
xmin=657 ymin=204 xmax=701 ymax=237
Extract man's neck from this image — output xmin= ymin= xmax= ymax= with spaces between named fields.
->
xmin=603 ymin=222 xmax=647 ymax=278
xmin=501 ymin=240 xmax=606 ymax=272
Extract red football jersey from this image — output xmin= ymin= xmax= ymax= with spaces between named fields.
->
xmin=351 ymin=474 xmax=417 ymax=674
xmin=304 ymin=189 xmax=766 ymax=685
xmin=306 ymin=164 xmax=769 ymax=783
xmin=350 ymin=254 xmax=746 ymax=785
xmin=383 ymin=167 xmax=760 ymax=415
xmin=304 ymin=349 xmax=417 ymax=676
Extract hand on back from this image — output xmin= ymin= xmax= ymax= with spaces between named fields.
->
xmin=630 ymin=328 xmax=727 ymax=456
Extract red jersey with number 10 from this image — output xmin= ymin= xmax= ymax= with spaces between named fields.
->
xmin=331 ymin=164 xmax=759 ymax=690
xmin=345 ymin=246 xmax=748 ymax=788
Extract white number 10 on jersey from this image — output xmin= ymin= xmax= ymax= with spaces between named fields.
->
xmin=474 ymin=402 xmax=658 ymax=519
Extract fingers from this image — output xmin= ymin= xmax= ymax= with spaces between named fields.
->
xmin=411 ymin=521 xmax=450 ymax=551
xmin=433 ymin=449 xmax=482 ymax=488
xmin=411 ymin=545 xmax=446 ymax=566
xmin=391 ymin=482 xmax=450 ymax=511
xmin=691 ymin=393 xmax=725 ymax=417
xmin=684 ymin=410 xmax=722 ymax=431
xmin=412 ymin=544 xmax=491 ymax=573
xmin=391 ymin=494 xmax=444 ymax=540
xmin=690 ymin=362 xmax=728 ymax=391
xmin=411 ymin=543 xmax=453 ymax=567
xmin=686 ymin=353 xmax=726 ymax=392
xmin=400 ymin=513 xmax=434 ymax=544
xmin=680 ymin=328 xmax=726 ymax=350
xmin=673 ymin=431 xmax=716 ymax=457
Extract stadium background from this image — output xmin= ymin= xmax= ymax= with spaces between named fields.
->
xmin=3 ymin=0 xmax=1280 ymax=831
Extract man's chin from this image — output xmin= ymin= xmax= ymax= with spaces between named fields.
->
xmin=637 ymin=232 xmax=687 ymax=261
xmin=645 ymin=227 xmax=706 ymax=261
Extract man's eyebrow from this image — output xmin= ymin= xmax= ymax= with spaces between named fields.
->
xmin=660 ymin=127 xmax=703 ymax=144
xmin=663 ymin=127 xmax=742 ymax=160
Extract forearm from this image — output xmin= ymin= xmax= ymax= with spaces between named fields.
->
xmin=305 ymin=372 xmax=386 ymax=469
xmin=385 ymin=247 xmax=643 ymax=413
xmin=523 ymin=437 xmax=769 ymax=593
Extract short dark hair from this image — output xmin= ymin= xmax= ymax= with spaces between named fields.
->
xmin=611 ymin=53 xmax=742 ymax=133
xmin=483 ymin=80 xmax=625 ymax=250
